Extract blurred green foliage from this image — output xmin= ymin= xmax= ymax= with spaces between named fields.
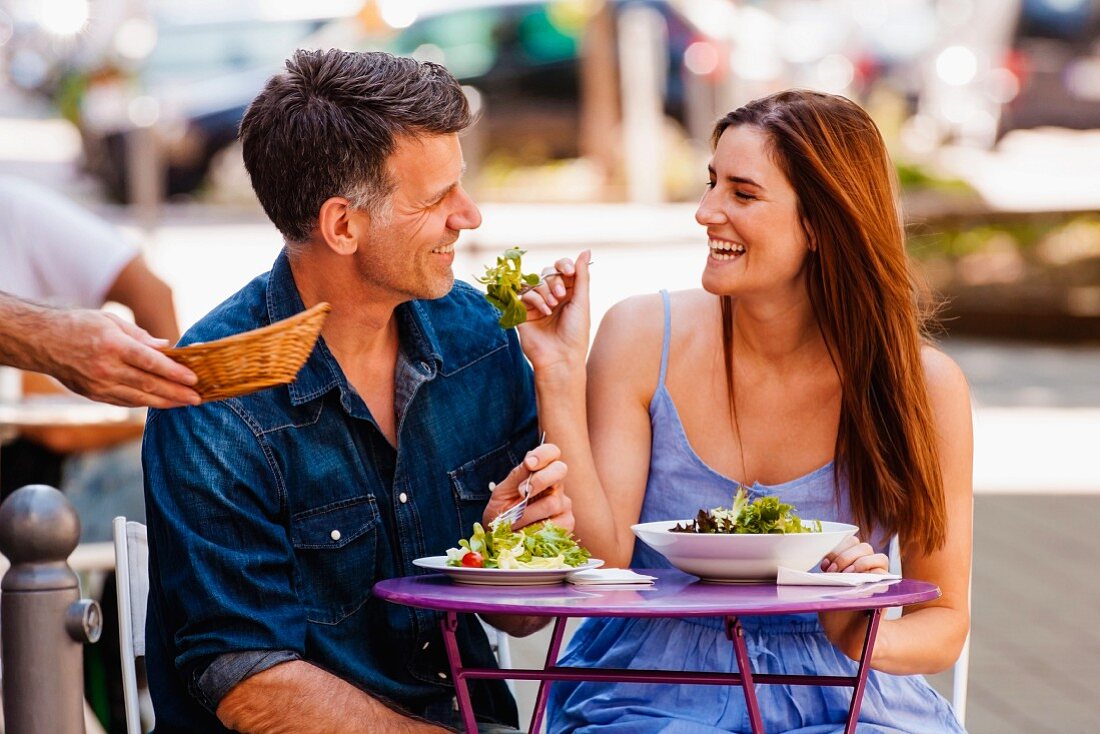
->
xmin=895 ymin=161 xmax=972 ymax=193
xmin=908 ymin=214 xmax=1100 ymax=263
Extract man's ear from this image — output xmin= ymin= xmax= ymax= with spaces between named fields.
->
xmin=317 ymin=197 xmax=367 ymax=255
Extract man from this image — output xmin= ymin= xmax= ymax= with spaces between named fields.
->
xmin=143 ymin=50 xmax=572 ymax=733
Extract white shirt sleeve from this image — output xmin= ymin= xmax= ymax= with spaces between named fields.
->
xmin=0 ymin=176 xmax=139 ymax=308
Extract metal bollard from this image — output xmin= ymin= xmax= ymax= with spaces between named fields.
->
xmin=0 ymin=485 xmax=102 ymax=734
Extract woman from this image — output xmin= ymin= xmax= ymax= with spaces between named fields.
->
xmin=517 ymin=90 xmax=972 ymax=733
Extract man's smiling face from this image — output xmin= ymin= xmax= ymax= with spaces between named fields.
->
xmin=353 ymin=133 xmax=482 ymax=302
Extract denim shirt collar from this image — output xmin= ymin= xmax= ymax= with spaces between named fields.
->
xmin=265 ymin=250 xmax=447 ymax=407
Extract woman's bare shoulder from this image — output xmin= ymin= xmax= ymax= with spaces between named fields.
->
xmin=596 ymin=290 xmax=713 ymax=350
xmin=920 ymin=344 xmax=972 ymax=419
xmin=593 ymin=293 xmax=666 ymax=358
xmin=921 ymin=345 xmax=969 ymax=392
xmin=590 ymin=292 xmax=701 ymax=400
xmin=669 ymin=288 xmax=720 ymax=319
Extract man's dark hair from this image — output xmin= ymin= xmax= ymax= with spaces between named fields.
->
xmin=240 ymin=49 xmax=471 ymax=243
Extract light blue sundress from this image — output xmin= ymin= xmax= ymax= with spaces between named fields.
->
xmin=547 ymin=291 xmax=965 ymax=734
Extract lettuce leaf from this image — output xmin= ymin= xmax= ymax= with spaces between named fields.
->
xmin=671 ymin=487 xmax=821 ymax=534
xmin=476 ymin=248 xmax=542 ymax=329
xmin=447 ymin=519 xmax=592 ymax=568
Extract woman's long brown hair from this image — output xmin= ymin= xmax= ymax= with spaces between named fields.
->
xmin=713 ymin=90 xmax=946 ymax=555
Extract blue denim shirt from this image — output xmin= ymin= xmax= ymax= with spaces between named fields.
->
xmin=143 ymin=251 xmax=535 ymax=732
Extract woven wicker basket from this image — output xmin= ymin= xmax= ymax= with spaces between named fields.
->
xmin=162 ymin=302 xmax=331 ymax=402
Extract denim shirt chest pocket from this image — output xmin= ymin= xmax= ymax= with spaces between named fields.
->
xmin=447 ymin=443 xmax=520 ymax=534
xmin=290 ymin=496 xmax=381 ymax=625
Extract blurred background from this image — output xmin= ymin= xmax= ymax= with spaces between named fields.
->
xmin=0 ymin=0 xmax=1097 ymax=732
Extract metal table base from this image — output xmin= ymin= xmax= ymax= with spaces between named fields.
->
xmin=441 ymin=609 xmax=883 ymax=734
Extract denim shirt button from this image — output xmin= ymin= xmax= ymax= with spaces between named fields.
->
xmin=330 ymin=529 xmax=341 ymax=541
xmin=437 ymin=671 xmax=448 ymax=680
xmin=399 ymin=492 xmax=408 ymax=504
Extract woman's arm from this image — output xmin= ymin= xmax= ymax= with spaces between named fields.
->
xmin=552 ymin=296 xmax=662 ymax=567
xmin=822 ymin=347 xmax=973 ymax=674
xmin=518 ymin=257 xmax=663 ymax=567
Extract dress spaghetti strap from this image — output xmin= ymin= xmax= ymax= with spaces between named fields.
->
xmin=657 ymin=290 xmax=671 ymax=389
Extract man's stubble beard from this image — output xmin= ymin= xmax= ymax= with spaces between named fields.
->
xmin=358 ymin=233 xmax=457 ymax=303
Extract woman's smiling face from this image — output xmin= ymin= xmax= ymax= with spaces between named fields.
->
xmin=696 ymin=124 xmax=813 ymax=298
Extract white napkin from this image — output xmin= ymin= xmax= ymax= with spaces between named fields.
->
xmin=567 ymin=568 xmax=657 ymax=586
xmin=777 ymin=567 xmax=902 ymax=587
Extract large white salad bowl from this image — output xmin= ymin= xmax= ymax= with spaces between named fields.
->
xmin=631 ymin=520 xmax=859 ymax=582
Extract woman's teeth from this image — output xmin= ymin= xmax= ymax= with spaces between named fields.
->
xmin=709 ymin=239 xmax=745 ymax=261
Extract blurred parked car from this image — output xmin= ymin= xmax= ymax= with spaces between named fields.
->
xmin=330 ymin=0 xmax=722 ymax=159
xmin=76 ymin=0 xmax=727 ymax=201
xmin=997 ymin=0 xmax=1100 ymax=138
xmin=918 ymin=0 xmax=1100 ymax=148
xmin=69 ymin=6 xmax=350 ymax=201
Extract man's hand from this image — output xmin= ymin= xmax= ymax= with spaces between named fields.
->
xmin=42 ymin=309 xmax=200 ymax=408
xmin=478 ymin=443 xmax=573 ymax=640
xmin=482 ymin=442 xmax=573 ymax=531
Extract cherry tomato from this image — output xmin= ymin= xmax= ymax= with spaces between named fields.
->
xmin=461 ymin=551 xmax=484 ymax=568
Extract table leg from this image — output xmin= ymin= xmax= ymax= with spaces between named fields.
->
xmin=440 ymin=611 xmax=479 ymax=734
xmin=842 ymin=609 xmax=882 ymax=734
xmin=527 ymin=616 xmax=568 ymax=734
xmin=725 ymin=616 xmax=765 ymax=734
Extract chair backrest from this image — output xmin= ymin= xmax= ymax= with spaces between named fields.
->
xmin=888 ymin=535 xmax=971 ymax=726
xmin=113 ymin=516 xmax=149 ymax=734
xmin=479 ymin=617 xmax=515 ymax=695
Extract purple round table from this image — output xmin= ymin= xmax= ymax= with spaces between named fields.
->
xmin=374 ymin=570 xmax=939 ymax=734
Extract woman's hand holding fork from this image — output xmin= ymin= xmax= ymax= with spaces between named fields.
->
xmin=515 ymin=250 xmax=592 ymax=383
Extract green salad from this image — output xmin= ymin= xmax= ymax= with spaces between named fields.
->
xmin=476 ymin=247 xmax=542 ymax=329
xmin=446 ymin=520 xmax=591 ymax=570
xmin=671 ymin=487 xmax=822 ymax=535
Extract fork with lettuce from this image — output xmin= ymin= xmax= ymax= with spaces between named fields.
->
xmin=476 ymin=248 xmax=542 ymax=329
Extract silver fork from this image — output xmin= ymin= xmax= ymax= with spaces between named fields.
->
xmin=490 ymin=432 xmax=546 ymax=530
xmin=516 ymin=262 xmax=594 ymax=296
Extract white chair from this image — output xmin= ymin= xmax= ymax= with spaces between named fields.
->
xmin=480 ymin=617 xmax=515 ymax=695
xmin=888 ymin=535 xmax=971 ymax=726
xmin=112 ymin=517 xmax=151 ymax=734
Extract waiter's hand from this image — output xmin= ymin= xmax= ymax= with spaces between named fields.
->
xmin=43 ymin=309 xmax=201 ymax=408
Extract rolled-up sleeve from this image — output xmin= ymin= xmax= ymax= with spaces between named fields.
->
xmin=142 ymin=400 xmax=306 ymax=706
xmin=195 ymin=650 xmax=301 ymax=712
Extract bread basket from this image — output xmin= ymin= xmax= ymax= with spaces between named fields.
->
xmin=161 ymin=302 xmax=331 ymax=402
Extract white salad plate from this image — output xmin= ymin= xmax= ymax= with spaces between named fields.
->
xmin=631 ymin=520 xmax=858 ymax=583
xmin=413 ymin=556 xmax=604 ymax=586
